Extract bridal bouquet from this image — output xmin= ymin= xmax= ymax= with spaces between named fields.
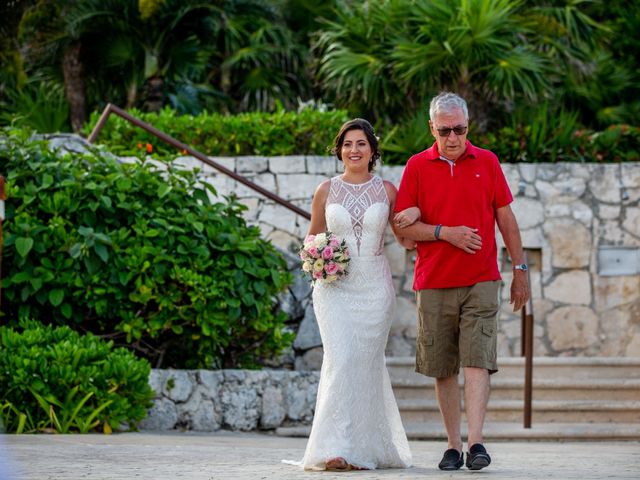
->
xmin=299 ymin=232 xmax=350 ymax=285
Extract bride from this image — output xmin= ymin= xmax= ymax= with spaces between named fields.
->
xmin=299 ymin=118 xmax=414 ymax=471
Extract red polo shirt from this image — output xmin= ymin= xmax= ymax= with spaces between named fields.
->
xmin=395 ymin=141 xmax=513 ymax=290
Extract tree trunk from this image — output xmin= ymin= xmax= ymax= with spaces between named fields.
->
xmin=62 ymin=42 xmax=86 ymax=133
xmin=144 ymin=76 xmax=164 ymax=112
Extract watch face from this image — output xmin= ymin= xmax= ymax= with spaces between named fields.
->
xmin=516 ymin=264 xmax=528 ymax=271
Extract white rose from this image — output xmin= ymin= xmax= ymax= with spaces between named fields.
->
xmin=314 ymin=233 xmax=327 ymax=247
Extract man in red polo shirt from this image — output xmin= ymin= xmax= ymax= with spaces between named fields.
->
xmin=393 ymin=92 xmax=529 ymax=471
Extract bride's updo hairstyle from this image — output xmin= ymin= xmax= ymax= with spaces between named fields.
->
xmin=331 ymin=118 xmax=381 ymax=172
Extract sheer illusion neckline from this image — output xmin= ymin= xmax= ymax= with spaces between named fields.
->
xmin=339 ymin=174 xmax=374 ymax=186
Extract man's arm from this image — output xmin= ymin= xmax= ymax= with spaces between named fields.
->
xmin=391 ymin=221 xmax=483 ymax=254
xmin=495 ymin=204 xmax=530 ymax=312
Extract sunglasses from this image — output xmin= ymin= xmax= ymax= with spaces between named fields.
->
xmin=436 ymin=126 xmax=468 ymax=137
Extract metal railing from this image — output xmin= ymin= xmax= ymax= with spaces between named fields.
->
xmin=87 ymin=103 xmax=311 ymax=220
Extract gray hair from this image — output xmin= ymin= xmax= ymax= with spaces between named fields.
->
xmin=429 ymin=92 xmax=469 ymax=122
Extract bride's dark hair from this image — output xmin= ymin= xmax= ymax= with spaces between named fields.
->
xmin=331 ymin=118 xmax=381 ymax=172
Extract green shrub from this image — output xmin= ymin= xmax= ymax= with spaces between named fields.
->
xmin=0 ymin=128 xmax=293 ymax=368
xmin=480 ymin=122 xmax=640 ymax=164
xmin=580 ymin=124 xmax=640 ymax=162
xmin=83 ymin=106 xmax=349 ymax=158
xmin=0 ymin=322 xmax=153 ymax=433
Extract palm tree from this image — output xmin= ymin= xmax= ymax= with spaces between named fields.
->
xmin=312 ymin=0 xmax=406 ymax=124
xmin=16 ymin=0 xmax=220 ymax=130
xmin=312 ymin=0 xmax=609 ymax=131
xmin=70 ymin=0 xmax=218 ymax=113
xmin=209 ymin=0 xmax=309 ymax=112
xmin=17 ymin=0 xmax=89 ymax=131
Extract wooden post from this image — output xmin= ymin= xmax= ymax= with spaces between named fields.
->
xmin=519 ymin=251 xmax=534 ymax=428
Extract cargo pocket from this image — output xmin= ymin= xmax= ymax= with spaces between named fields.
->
xmin=424 ymin=335 xmax=436 ymax=363
xmin=416 ymin=333 xmax=435 ymax=376
xmin=482 ymin=322 xmax=495 ymax=337
xmin=479 ymin=319 xmax=497 ymax=371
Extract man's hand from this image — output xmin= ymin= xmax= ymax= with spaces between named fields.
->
xmin=510 ymin=271 xmax=530 ymax=312
xmin=440 ymin=226 xmax=482 ymax=254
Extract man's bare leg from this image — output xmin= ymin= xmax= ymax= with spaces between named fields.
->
xmin=435 ymin=374 xmax=462 ymax=452
xmin=464 ymin=366 xmax=490 ymax=447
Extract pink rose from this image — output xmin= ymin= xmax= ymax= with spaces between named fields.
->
xmin=321 ymin=246 xmax=334 ymax=260
xmin=307 ymin=246 xmax=319 ymax=258
xmin=305 ymin=234 xmax=316 ymax=243
xmin=329 ymin=237 xmax=340 ymax=248
xmin=324 ymin=262 xmax=339 ymax=275
xmin=313 ymin=270 xmax=323 ymax=280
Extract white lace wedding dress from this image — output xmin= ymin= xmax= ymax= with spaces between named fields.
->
xmin=300 ymin=175 xmax=412 ymax=470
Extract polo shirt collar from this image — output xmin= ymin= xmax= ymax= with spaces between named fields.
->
xmin=426 ymin=140 xmax=477 ymax=162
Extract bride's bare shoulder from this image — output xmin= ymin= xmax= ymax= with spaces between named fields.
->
xmin=313 ymin=179 xmax=331 ymax=198
xmin=382 ymin=180 xmax=398 ymax=200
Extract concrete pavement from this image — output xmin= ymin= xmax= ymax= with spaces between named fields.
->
xmin=2 ymin=431 xmax=639 ymax=480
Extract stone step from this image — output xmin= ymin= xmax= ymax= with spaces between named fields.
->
xmin=386 ymin=356 xmax=640 ymax=380
xmin=397 ymin=399 xmax=640 ymax=423
xmin=403 ymin=421 xmax=640 ymax=441
xmin=392 ymin=378 xmax=640 ymax=401
xmin=276 ymin=421 xmax=640 ymax=441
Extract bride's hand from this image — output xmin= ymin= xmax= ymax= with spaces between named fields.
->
xmin=394 ymin=206 xmax=421 ymax=228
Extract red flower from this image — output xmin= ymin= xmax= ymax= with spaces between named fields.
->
xmin=146 ymin=143 xmax=153 ymax=153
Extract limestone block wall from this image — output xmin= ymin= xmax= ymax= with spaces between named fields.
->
xmin=139 ymin=369 xmax=318 ymax=432
xmin=173 ymin=155 xmax=640 ymax=360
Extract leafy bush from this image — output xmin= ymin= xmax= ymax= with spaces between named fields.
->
xmin=369 ymin=103 xmax=640 ymax=165
xmin=471 ymin=104 xmax=640 ymax=164
xmin=83 ymin=106 xmax=349 ymax=157
xmin=579 ymin=124 xmax=640 ymax=163
xmin=0 ymin=322 xmax=153 ymax=433
xmin=0 ymin=128 xmax=293 ymax=368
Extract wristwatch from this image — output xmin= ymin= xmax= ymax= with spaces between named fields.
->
xmin=513 ymin=264 xmax=528 ymax=272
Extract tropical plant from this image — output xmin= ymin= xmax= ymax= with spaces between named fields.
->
xmin=0 ymin=128 xmax=294 ymax=368
xmin=378 ymin=110 xmax=433 ymax=164
xmin=312 ymin=0 xmax=619 ymax=132
xmin=312 ymin=0 xmax=404 ymax=124
xmin=209 ymin=0 xmax=310 ymax=112
xmin=14 ymin=0 xmax=222 ymax=129
xmin=0 ymin=322 xmax=154 ymax=434
xmin=0 ymin=79 xmax=69 ymax=132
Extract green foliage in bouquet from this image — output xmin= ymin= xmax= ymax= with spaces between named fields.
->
xmin=83 ymin=106 xmax=349 ymax=158
xmin=0 ymin=322 xmax=153 ymax=433
xmin=0 ymin=128 xmax=293 ymax=368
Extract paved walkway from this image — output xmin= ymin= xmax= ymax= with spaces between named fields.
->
xmin=2 ymin=431 xmax=639 ymax=480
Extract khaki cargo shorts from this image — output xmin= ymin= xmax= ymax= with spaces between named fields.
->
xmin=415 ymin=280 xmax=500 ymax=378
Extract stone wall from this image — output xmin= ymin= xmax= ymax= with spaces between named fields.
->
xmin=177 ymin=155 xmax=640 ymax=361
xmin=139 ymin=369 xmax=318 ymax=432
